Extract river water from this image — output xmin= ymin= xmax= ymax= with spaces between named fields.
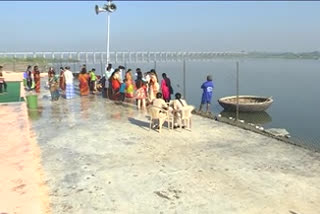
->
xmin=52 ymin=58 xmax=320 ymax=150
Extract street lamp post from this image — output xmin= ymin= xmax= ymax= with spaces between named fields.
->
xmin=95 ymin=1 xmax=117 ymax=68
xmin=106 ymin=12 xmax=110 ymax=66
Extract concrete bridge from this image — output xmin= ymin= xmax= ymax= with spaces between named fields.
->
xmin=0 ymin=51 xmax=247 ymax=64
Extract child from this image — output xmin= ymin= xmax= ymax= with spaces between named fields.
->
xmin=135 ymin=71 xmax=147 ymax=109
xmin=89 ymin=68 xmax=97 ymax=93
xmin=119 ymin=78 xmax=127 ymax=102
xmin=199 ymin=75 xmax=214 ymax=113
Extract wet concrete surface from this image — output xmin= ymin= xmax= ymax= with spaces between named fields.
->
xmin=30 ymin=83 xmax=320 ymax=214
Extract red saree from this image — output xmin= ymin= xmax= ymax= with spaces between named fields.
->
xmin=111 ymin=78 xmax=121 ymax=100
xmin=78 ymin=73 xmax=90 ymax=96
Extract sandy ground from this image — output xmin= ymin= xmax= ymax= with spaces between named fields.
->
xmin=27 ymin=85 xmax=320 ymax=214
xmin=0 ymin=103 xmax=50 ymax=214
xmin=0 ymin=73 xmax=50 ymax=214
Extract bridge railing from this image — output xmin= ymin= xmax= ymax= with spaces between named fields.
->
xmin=0 ymin=51 xmax=247 ymax=64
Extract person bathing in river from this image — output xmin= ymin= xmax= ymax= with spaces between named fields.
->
xmin=199 ymin=75 xmax=214 ymax=113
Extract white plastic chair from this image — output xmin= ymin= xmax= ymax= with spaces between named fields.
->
xmin=165 ymin=108 xmax=174 ymax=130
xmin=180 ymin=105 xmax=195 ymax=130
xmin=148 ymin=106 xmax=167 ymax=133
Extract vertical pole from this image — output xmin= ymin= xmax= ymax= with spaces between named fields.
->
xmin=101 ymin=61 xmax=103 ymax=76
xmin=183 ymin=60 xmax=186 ymax=99
xmin=236 ymin=61 xmax=239 ymax=121
xmin=93 ymin=52 xmax=96 ymax=64
xmin=106 ymin=12 xmax=110 ymax=67
xmin=13 ymin=58 xmax=16 ymax=72
xmin=154 ymin=61 xmax=157 ymax=70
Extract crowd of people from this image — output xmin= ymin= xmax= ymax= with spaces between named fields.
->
xmin=101 ymin=64 xmax=175 ymax=108
xmin=21 ymin=63 xmax=214 ymax=128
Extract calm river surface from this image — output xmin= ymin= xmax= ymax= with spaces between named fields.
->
xmin=55 ymin=59 xmax=320 ymax=150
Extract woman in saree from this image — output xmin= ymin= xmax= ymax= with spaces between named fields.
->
xmin=48 ymin=70 xmax=60 ymax=101
xmin=78 ymin=68 xmax=90 ymax=96
xmin=110 ymin=69 xmax=121 ymax=100
xmin=33 ymin=66 xmax=41 ymax=93
xmin=125 ymin=69 xmax=135 ymax=98
xmin=161 ymin=73 xmax=172 ymax=102
xmin=59 ymin=67 xmax=66 ymax=92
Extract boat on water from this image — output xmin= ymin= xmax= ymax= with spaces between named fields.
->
xmin=218 ymin=95 xmax=273 ymax=112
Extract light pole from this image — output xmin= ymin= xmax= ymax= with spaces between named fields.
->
xmin=95 ymin=1 xmax=117 ymax=68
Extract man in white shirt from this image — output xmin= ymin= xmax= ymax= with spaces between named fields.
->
xmin=63 ymin=66 xmax=74 ymax=99
xmin=118 ymin=65 xmax=125 ymax=82
xmin=105 ymin=63 xmax=114 ymax=79
xmin=105 ymin=64 xmax=114 ymax=99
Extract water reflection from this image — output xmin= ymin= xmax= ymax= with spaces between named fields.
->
xmin=80 ymin=97 xmax=90 ymax=119
xmin=50 ymin=102 xmax=61 ymax=119
xmin=28 ymin=109 xmax=42 ymax=121
xmin=219 ymin=110 xmax=272 ymax=125
xmin=111 ymin=110 xmax=122 ymax=120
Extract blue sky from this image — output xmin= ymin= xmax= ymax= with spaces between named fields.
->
xmin=1 ymin=1 xmax=320 ymax=52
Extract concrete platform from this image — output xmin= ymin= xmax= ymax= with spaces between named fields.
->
xmin=29 ymin=91 xmax=320 ymax=214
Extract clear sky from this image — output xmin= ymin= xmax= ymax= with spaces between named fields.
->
xmin=1 ymin=1 xmax=320 ymax=52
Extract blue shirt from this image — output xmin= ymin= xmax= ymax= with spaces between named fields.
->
xmin=201 ymin=81 xmax=214 ymax=101
xmin=119 ymin=83 xmax=126 ymax=93
xmin=23 ymin=71 xmax=28 ymax=79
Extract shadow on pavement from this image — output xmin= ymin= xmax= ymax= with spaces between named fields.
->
xmin=128 ymin=117 xmax=150 ymax=130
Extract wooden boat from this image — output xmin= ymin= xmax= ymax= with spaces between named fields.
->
xmin=218 ymin=95 xmax=273 ymax=112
